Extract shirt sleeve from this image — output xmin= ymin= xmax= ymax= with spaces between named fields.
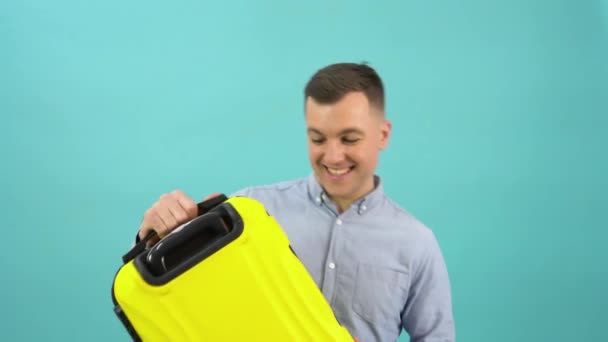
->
xmin=401 ymin=229 xmax=456 ymax=342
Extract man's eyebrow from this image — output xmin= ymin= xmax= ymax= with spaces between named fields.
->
xmin=307 ymin=127 xmax=364 ymax=135
xmin=339 ymin=128 xmax=364 ymax=135
xmin=307 ymin=127 xmax=323 ymax=135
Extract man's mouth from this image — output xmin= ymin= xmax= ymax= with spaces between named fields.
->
xmin=324 ymin=166 xmax=354 ymax=176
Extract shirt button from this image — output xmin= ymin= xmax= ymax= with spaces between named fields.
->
xmin=361 ymin=205 xmax=367 ymax=211
xmin=336 ymin=219 xmax=342 ymax=225
xmin=328 ymin=262 xmax=336 ymax=269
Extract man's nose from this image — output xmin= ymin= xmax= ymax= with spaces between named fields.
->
xmin=323 ymin=141 xmax=345 ymax=164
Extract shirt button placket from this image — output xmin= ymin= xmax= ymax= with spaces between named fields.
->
xmin=328 ymin=220 xmax=340 ymax=271
xmin=322 ymin=217 xmax=343 ymax=300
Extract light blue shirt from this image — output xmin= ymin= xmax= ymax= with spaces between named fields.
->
xmin=231 ymin=174 xmax=455 ymax=342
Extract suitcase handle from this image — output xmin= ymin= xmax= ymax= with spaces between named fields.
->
xmin=121 ymin=193 xmax=228 ymax=264
xmin=144 ymin=210 xmax=232 ymax=276
xmin=134 ymin=200 xmax=243 ymax=285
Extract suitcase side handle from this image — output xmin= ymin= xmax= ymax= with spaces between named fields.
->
xmin=121 ymin=193 xmax=229 ymax=264
xmin=133 ymin=201 xmax=245 ymax=285
xmin=144 ymin=211 xmax=230 ymax=277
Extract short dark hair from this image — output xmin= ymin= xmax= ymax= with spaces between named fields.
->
xmin=304 ymin=62 xmax=385 ymax=112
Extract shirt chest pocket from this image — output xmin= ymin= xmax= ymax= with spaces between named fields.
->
xmin=352 ymin=263 xmax=410 ymax=328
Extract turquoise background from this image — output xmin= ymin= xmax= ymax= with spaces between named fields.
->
xmin=2 ymin=0 xmax=607 ymax=341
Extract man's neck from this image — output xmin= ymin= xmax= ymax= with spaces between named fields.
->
xmin=334 ymin=199 xmax=353 ymax=214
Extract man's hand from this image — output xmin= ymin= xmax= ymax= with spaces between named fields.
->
xmin=138 ymin=190 xmax=221 ymax=241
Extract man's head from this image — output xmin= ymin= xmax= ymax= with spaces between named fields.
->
xmin=303 ymin=62 xmax=392 ymax=211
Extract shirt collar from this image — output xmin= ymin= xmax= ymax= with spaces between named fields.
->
xmin=306 ymin=172 xmax=384 ymax=215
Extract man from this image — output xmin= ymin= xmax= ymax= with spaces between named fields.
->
xmin=137 ymin=62 xmax=455 ymax=341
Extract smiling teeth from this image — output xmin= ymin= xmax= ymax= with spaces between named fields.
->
xmin=327 ymin=167 xmax=350 ymax=175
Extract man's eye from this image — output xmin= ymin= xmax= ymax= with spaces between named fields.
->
xmin=342 ymin=137 xmax=360 ymax=144
xmin=311 ymin=138 xmax=325 ymax=144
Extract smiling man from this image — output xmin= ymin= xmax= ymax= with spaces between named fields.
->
xmin=305 ymin=88 xmax=389 ymax=213
xmin=137 ymin=62 xmax=455 ymax=342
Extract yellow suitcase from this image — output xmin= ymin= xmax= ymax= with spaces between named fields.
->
xmin=111 ymin=195 xmax=354 ymax=342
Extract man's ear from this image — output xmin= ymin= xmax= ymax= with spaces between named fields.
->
xmin=379 ymin=119 xmax=392 ymax=150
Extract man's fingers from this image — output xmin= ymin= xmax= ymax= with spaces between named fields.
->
xmin=155 ymin=194 xmax=179 ymax=236
xmin=137 ymin=190 xmax=220 ymax=241
xmin=172 ymin=190 xmax=198 ymax=219
xmin=166 ymin=193 xmax=193 ymax=225
xmin=153 ymin=209 xmax=173 ymax=237
xmin=138 ymin=207 xmax=158 ymax=240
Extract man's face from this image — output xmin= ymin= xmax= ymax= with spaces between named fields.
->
xmin=305 ymin=92 xmax=391 ymax=207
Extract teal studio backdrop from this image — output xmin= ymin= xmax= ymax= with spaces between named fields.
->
xmin=2 ymin=0 xmax=607 ymax=341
